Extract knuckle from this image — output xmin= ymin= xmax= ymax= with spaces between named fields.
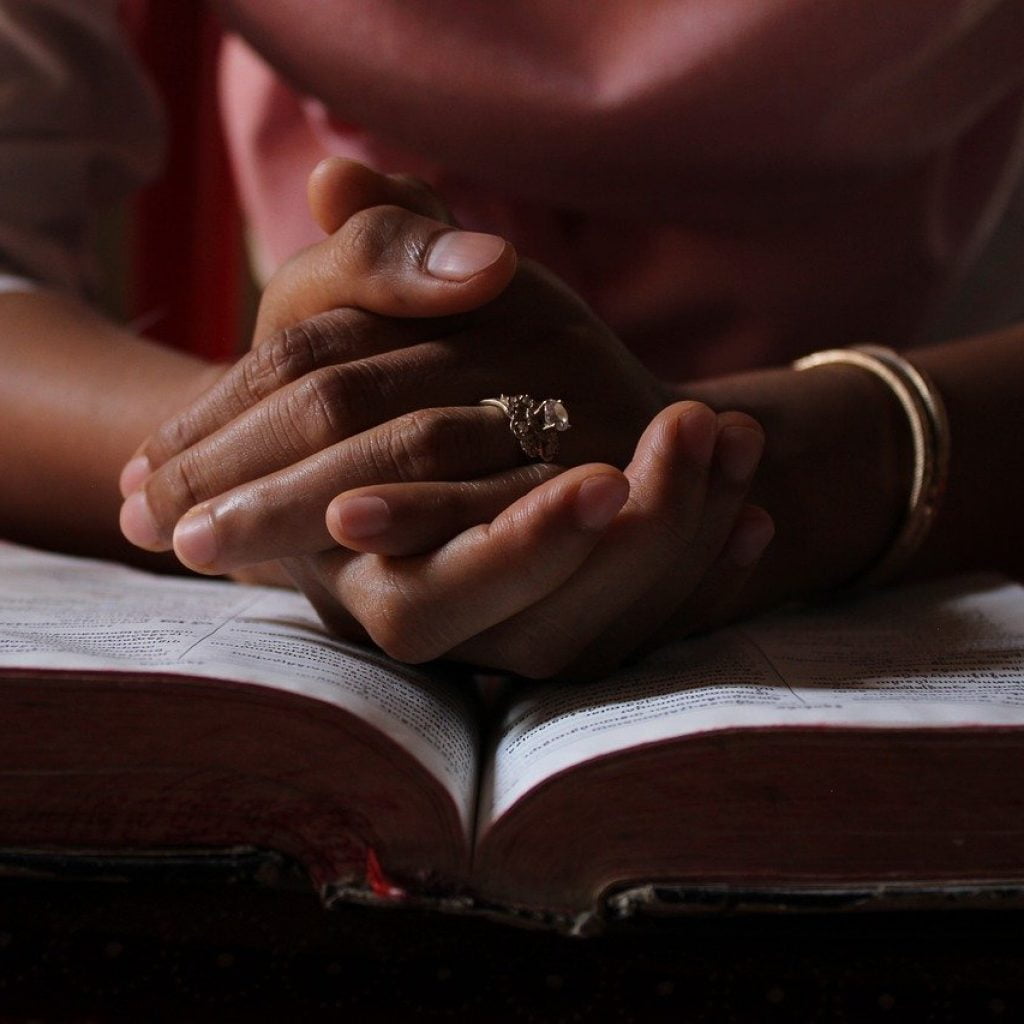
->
xmin=340 ymin=205 xmax=424 ymax=276
xmin=147 ymin=413 xmax=197 ymax=467
xmin=370 ymin=621 xmax=430 ymax=664
xmin=371 ymin=408 xmax=453 ymax=483
xmin=237 ymin=353 xmax=273 ymax=410
xmin=171 ymin=454 xmax=205 ymax=509
xmin=484 ymin=506 xmax=557 ymax=585
xmin=279 ymin=367 xmax=354 ymax=451
xmin=297 ymin=306 xmax=381 ymax=362
xmin=145 ymin=451 xmax=205 ymax=527
xmin=360 ymin=584 xmax=445 ymax=665
xmin=249 ymin=310 xmax=379 ymax=402
xmin=402 ymin=405 xmax=450 ymax=451
xmin=337 ymin=356 xmax=400 ymax=420
xmin=338 ymin=208 xmax=391 ymax=275
xmin=248 ymin=321 xmax=327 ymax=396
xmin=231 ymin=328 xmax=314 ymax=418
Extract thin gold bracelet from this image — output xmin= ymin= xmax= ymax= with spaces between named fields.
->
xmin=792 ymin=345 xmax=950 ymax=588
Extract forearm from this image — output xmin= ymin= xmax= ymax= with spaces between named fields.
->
xmin=0 ymin=290 xmax=222 ymax=561
xmin=911 ymin=325 xmax=1024 ymax=579
xmin=685 ymin=323 xmax=1024 ymax=610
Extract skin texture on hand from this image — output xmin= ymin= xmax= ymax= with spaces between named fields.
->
xmin=285 ymin=401 xmax=772 ymax=679
xmin=115 ymin=160 xmax=1024 ymax=676
xmin=114 ymin=160 xmax=773 ymax=675
xmin=119 ymin=161 xmax=670 ymax=577
xmin=5 ymin=155 xmax=1018 ymax=673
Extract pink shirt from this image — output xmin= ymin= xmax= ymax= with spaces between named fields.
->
xmin=3 ymin=1 xmax=1024 ymax=380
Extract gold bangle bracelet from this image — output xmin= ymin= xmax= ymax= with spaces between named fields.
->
xmin=792 ymin=345 xmax=950 ymax=588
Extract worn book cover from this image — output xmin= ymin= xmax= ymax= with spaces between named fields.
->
xmin=1 ymin=542 xmax=1023 ymax=932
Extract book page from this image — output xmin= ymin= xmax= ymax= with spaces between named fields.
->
xmin=0 ymin=544 xmax=478 ymax=828
xmin=481 ymin=575 xmax=1024 ymax=824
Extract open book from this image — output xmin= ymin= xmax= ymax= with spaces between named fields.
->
xmin=2 ymin=542 xmax=1023 ymax=931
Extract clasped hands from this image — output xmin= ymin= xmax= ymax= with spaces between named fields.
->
xmin=119 ymin=159 xmax=773 ymax=678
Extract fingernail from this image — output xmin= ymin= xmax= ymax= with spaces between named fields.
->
xmin=727 ymin=514 xmax=775 ymax=567
xmin=575 ymin=475 xmax=629 ymax=531
xmin=677 ymin=405 xmax=717 ymax=468
xmin=119 ymin=491 xmax=163 ymax=549
xmin=173 ymin=509 xmax=219 ymax=568
xmin=333 ymin=495 xmax=391 ymax=539
xmin=717 ymin=426 xmax=764 ymax=483
xmin=119 ymin=455 xmax=151 ymax=498
xmin=425 ymin=231 xmax=506 ymax=281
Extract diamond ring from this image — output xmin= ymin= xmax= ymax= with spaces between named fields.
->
xmin=479 ymin=394 xmax=570 ymax=462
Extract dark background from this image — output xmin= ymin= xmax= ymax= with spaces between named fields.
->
xmin=1 ymin=862 xmax=1022 ymax=1023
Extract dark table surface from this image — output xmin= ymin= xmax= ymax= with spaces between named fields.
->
xmin=1 ymin=865 xmax=1022 ymax=1023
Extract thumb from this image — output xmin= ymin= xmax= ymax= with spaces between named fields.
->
xmin=256 ymin=204 xmax=516 ymax=342
xmin=307 ymin=156 xmax=456 ymax=234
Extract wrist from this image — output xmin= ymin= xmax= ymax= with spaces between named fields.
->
xmin=680 ymin=361 xmax=913 ymax=606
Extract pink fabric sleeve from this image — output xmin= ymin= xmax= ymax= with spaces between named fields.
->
xmin=0 ymin=0 xmax=163 ymax=291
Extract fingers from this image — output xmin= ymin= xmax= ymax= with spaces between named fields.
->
xmin=656 ymin=504 xmax=775 ymax=642
xmin=278 ymin=554 xmax=371 ymax=647
xmin=130 ymin=335 xmax=484 ymax=503
xmin=120 ymin=331 xmax=530 ymax=552
xmin=325 ymin=463 xmax=561 ymax=556
xmin=454 ymin=402 xmax=769 ymax=677
xmin=255 ymin=204 xmax=516 ymax=343
xmin=185 ymin=399 xmax=769 ymax=678
xmin=137 ymin=406 xmax=524 ymax=572
xmin=317 ymin=465 xmax=630 ymax=664
xmin=123 ymin=161 xmax=509 ymax=488
xmin=307 ymin=157 xmax=454 ymax=234
xmin=722 ymin=504 xmax=776 ymax=570
xmin=124 ymin=309 xmax=437 ymax=484
xmin=264 ymin=158 xmax=504 ymax=341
